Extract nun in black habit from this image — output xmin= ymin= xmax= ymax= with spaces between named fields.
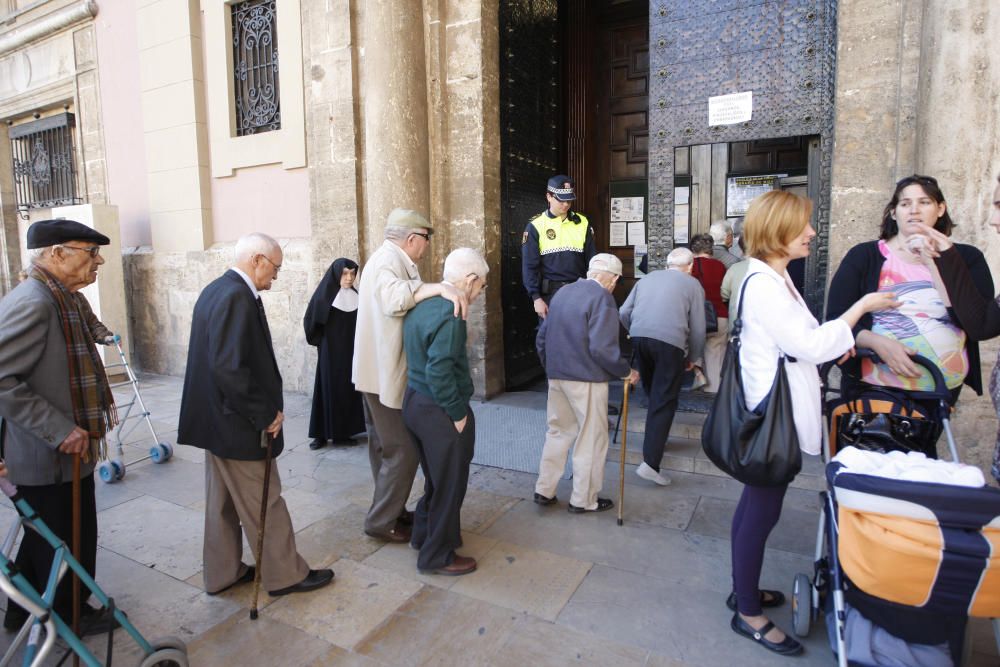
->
xmin=304 ymin=258 xmax=365 ymax=450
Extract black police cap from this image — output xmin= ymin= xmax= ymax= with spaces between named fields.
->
xmin=546 ymin=174 xmax=576 ymax=201
xmin=26 ymin=220 xmax=111 ymax=249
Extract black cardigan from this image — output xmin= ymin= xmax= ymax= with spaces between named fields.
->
xmin=935 ymin=246 xmax=1000 ymax=340
xmin=825 ymin=240 xmax=994 ymax=395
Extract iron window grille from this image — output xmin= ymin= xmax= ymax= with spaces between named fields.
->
xmin=9 ymin=113 xmax=81 ymax=212
xmin=231 ymin=0 xmax=280 ymax=136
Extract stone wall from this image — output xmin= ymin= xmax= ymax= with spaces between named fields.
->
xmin=830 ymin=0 xmax=1000 ymax=478
xmin=124 ymin=0 xmax=505 ymax=397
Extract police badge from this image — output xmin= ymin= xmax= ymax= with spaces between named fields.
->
xmin=546 ymin=229 xmax=557 ymax=240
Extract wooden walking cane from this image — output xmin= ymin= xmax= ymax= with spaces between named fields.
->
xmin=249 ymin=432 xmax=274 ymax=620
xmin=72 ymin=452 xmax=81 ymax=667
xmin=617 ymin=381 xmax=630 ymax=527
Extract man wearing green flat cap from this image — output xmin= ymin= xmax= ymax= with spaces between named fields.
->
xmin=352 ymin=208 xmax=468 ymax=544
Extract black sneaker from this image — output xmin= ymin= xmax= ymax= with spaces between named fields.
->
xmin=533 ymin=492 xmax=557 ymax=506
xmin=568 ymin=498 xmax=614 ymax=513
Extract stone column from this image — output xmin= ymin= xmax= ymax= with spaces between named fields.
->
xmin=135 ymin=0 xmax=212 ymax=253
xmin=0 ymin=124 xmax=18 ymax=295
xmin=828 ymin=0 xmax=923 ymax=269
xmin=360 ymin=0 xmax=431 ymax=257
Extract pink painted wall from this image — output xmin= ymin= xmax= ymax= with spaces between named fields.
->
xmin=94 ymin=1 xmax=151 ymax=247
xmin=209 ymin=164 xmax=311 ymax=243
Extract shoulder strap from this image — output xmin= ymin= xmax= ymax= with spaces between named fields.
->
xmin=730 ymin=271 xmax=763 ymax=340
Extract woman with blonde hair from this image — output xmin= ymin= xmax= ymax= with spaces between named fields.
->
xmin=726 ymin=190 xmax=898 ymax=657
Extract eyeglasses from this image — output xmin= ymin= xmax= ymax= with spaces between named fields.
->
xmin=258 ymin=254 xmax=282 ymax=272
xmin=57 ymin=245 xmax=101 ymax=258
xmin=410 ymin=232 xmax=431 ymax=242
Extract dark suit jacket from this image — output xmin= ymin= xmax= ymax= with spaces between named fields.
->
xmin=178 ymin=270 xmax=284 ymax=459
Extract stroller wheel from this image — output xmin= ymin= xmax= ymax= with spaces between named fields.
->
xmin=112 ymin=459 xmax=126 ymax=481
xmin=97 ymin=461 xmax=117 ymax=484
xmin=139 ymin=647 xmax=188 ymax=667
xmin=791 ymin=572 xmax=813 ymax=637
xmin=149 ymin=636 xmax=186 ymax=652
xmin=151 ymin=443 xmax=172 ymax=464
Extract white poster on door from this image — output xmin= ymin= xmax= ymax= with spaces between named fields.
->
xmin=708 ymin=91 xmax=753 ymax=126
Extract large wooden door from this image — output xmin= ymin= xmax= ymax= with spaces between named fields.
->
xmin=571 ymin=1 xmax=649 ymax=303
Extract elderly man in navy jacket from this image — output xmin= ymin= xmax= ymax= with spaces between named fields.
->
xmin=533 ymin=254 xmax=638 ymax=512
xmin=178 ymin=233 xmax=332 ymax=597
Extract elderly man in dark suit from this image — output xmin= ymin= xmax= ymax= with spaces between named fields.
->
xmin=0 ymin=220 xmax=118 ymax=635
xmin=178 ymin=233 xmax=332 ymax=597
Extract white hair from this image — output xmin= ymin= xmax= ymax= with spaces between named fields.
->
xmin=234 ymin=233 xmax=280 ymax=262
xmin=667 ymin=247 xmax=694 ymax=268
xmin=384 ymin=224 xmax=413 ymax=242
xmin=25 ymin=247 xmax=50 ymax=264
xmin=709 ymin=221 xmax=731 ymax=245
xmin=442 ymin=247 xmax=488 ymax=283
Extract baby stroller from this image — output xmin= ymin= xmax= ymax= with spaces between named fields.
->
xmin=0 ymin=476 xmax=188 ymax=667
xmin=791 ymin=349 xmax=1000 ymax=666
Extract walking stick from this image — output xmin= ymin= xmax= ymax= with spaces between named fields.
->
xmin=72 ymin=452 xmax=81 ymax=667
xmin=617 ymin=381 xmax=630 ymax=527
xmin=249 ymin=433 xmax=274 ymax=620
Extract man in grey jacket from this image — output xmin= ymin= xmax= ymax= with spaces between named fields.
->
xmin=619 ymin=247 xmax=706 ymax=487
xmin=534 ymin=254 xmax=638 ymax=513
xmin=0 ymin=220 xmax=117 ymax=635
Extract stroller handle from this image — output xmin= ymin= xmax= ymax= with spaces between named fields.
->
xmin=820 ymin=348 xmax=952 ymax=400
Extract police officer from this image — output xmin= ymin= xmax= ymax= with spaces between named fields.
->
xmin=522 ymin=174 xmax=596 ymax=319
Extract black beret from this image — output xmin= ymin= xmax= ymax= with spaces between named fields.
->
xmin=26 ymin=220 xmax=110 ymax=249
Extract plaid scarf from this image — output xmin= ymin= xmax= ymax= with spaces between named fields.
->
xmin=30 ymin=266 xmax=118 ymax=461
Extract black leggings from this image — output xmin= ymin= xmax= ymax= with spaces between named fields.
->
xmin=730 ymin=483 xmax=788 ymax=616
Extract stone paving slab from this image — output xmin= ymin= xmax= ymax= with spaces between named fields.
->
xmin=362 ymin=532 xmax=498 ymax=591
xmin=449 ymin=539 xmax=592 ymax=622
xmin=266 ymin=558 xmax=422 ymax=650
xmin=98 ymin=495 xmax=205 ymax=581
xmin=557 ymin=563 xmax=833 ymax=666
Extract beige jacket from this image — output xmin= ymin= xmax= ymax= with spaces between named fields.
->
xmin=352 ymin=240 xmax=422 ymax=409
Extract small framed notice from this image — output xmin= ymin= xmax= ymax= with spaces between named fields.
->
xmin=611 ymin=196 xmax=645 ymax=222
xmin=609 ymin=222 xmax=628 ymax=247
xmin=627 ymin=222 xmax=646 ymax=246
xmin=708 ymin=91 xmax=753 ymax=127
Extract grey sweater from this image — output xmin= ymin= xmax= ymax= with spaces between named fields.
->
xmin=619 ymin=268 xmax=706 ymax=362
xmin=536 ymin=279 xmax=630 ymax=383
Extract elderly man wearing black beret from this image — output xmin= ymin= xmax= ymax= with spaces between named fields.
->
xmin=0 ymin=220 xmax=119 ymax=635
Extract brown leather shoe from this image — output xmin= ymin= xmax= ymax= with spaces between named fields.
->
xmin=420 ymin=555 xmax=477 ymax=576
xmin=364 ymin=524 xmax=412 ymax=543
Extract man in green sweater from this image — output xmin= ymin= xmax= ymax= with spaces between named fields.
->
xmin=401 ymin=248 xmax=489 ymax=576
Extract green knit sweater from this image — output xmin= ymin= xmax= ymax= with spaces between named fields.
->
xmin=403 ymin=296 xmax=473 ymax=420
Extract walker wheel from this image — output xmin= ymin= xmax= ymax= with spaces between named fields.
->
xmin=97 ymin=460 xmax=117 ymax=484
xmin=112 ymin=459 xmax=126 ymax=481
xmin=150 ymin=443 xmax=172 ymax=463
xmin=139 ymin=647 xmax=188 ymax=667
xmin=791 ymin=572 xmax=813 ymax=637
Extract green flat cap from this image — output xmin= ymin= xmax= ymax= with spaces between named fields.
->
xmin=387 ymin=208 xmax=432 ymax=231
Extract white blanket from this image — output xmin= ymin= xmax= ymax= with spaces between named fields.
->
xmin=833 ymin=447 xmax=985 ymax=488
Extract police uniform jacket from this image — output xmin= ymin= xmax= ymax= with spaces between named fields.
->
xmin=521 ymin=210 xmax=596 ymax=300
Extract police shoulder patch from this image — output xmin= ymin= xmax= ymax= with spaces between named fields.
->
xmin=521 ymin=231 xmax=528 ymax=245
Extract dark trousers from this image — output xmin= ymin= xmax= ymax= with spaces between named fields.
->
xmin=730 ymin=483 xmax=788 ymax=616
xmin=401 ymin=388 xmax=475 ymax=571
xmin=5 ymin=475 xmax=98 ymax=627
xmin=633 ymin=337 xmax=686 ymax=471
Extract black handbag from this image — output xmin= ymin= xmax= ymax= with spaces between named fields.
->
xmin=701 ymin=273 xmax=802 ymax=487
xmin=693 ymin=259 xmax=719 ymax=334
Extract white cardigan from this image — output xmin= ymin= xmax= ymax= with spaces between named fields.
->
xmin=738 ymin=259 xmax=855 ymax=455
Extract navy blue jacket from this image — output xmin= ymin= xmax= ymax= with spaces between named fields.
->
xmin=536 ymin=279 xmax=630 ymax=382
